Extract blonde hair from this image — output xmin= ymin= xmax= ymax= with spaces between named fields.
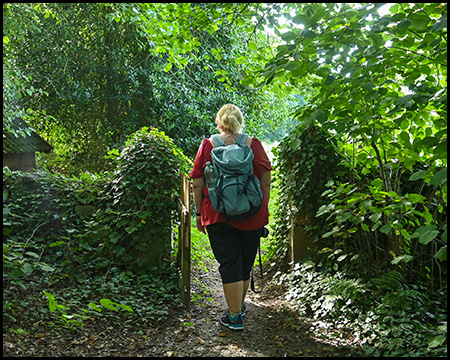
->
xmin=215 ymin=104 xmax=244 ymax=133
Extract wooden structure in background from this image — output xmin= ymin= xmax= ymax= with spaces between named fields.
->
xmin=3 ymin=118 xmax=52 ymax=171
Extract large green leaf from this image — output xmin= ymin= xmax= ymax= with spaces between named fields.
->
xmin=412 ymin=225 xmax=439 ymax=245
xmin=430 ymin=168 xmax=447 ymax=186
xmin=410 ymin=14 xmax=430 ymax=31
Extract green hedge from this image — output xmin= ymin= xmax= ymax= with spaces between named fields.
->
xmin=3 ymin=127 xmax=190 ymax=280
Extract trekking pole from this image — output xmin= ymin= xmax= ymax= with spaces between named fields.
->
xmin=258 ymin=245 xmax=264 ymax=290
xmin=251 ymin=227 xmax=268 ymax=293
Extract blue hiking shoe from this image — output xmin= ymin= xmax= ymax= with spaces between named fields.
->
xmin=220 ymin=311 xmax=244 ymax=331
xmin=242 ymin=302 xmax=247 ymax=316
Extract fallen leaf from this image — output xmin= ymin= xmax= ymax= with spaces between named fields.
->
xmin=219 ymin=332 xmax=229 ymax=337
xmin=196 ymin=337 xmax=205 ymax=345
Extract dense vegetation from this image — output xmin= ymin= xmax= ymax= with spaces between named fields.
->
xmin=3 ymin=3 xmax=293 ymax=174
xmin=264 ymin=3 xmax=447 ymax=356
xmin=3 ymin=128 xmax=189 ymax=329
xmin=3 ymin=2 xmax=447 ymax=357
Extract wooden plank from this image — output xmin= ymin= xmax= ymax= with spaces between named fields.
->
xmin=179 ymin=174 xmax=191 ymax=309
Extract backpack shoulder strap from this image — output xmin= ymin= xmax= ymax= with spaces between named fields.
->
xmin=210 ymin=134 xmax=225 ymax=148
xmin=236 ymin=134 xmax=251 ymax=146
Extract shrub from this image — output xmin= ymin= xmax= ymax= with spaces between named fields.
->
xmin=3 ymin=127 xmax=189 ymax=327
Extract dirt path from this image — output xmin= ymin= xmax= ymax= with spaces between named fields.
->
xmin=3 ymin=256 xmax=364 ymax=357
xmin=137 ymin=261 xmax=364 ymax=357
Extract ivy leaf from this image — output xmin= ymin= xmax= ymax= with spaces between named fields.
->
xmin=37 ymin=263 xmax=55 ymax=272
xmin=409 ymin=170 xmax=429 ymax=181
xmin=292 ymin=14 xmax=309 ymax=25
xmin=290 ymin=138 xmax=301 ymax=149
xmin=325 ymin=75 xmax=335 ymax=85
xmin=285 ymin=62 xmax=298 ymax=71
xmin=323 ymin=226 xmax=340 ymax=238
xmin=369 ymin=212 xmax=382 ymax=222
xmin=365 ymin=90 xmax=379 ymax=101
xmin=429 ymin=335 xmax=447 ymax=348
xmin=430 ymin=14 xmax=447 ymax=32
xmin=100 ymin=298 xmax=119 ymax=312
xmin=361 ymin=223 xmax=370 ymax=232
xmin=89 ymin=302 xmax=103 ymax=312
xmin=281 ymin=31 xmax=297 ymax=42
xmin=22 ymin=262 xmax=34 ymax=275
xmin=364 ymin=46 xmax=377 ymax=56
xmin=313 ymin=110 xmax=328 ymax=122
xmin=399 ymin=131 xmax=411 ymax=146
xmin=302 ymin=29 xmax=315 ymax=39
xmin=43 ymin=291 xmax=57 ymax=313
xmin=397 ymin=18 xmax=412 ymax=29
xmin=337 ymin=254 xmax=347 ymax=262
xmin=241 ymin=75 xmax=254 ymax=86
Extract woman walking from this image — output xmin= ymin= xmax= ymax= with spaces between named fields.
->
xmin=190 ymin=104 xmax=272 ymax=330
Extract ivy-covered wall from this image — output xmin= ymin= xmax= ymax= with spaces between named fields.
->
xmin=269 ymin=124 xmax=344 ymax=269
xmin=3 ymin=127 xmax=190 ymax=278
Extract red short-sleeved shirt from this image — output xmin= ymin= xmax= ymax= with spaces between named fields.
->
xmin=189 ymin=136 xmax=272 ymax=230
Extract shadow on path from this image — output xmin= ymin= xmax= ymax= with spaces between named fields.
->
xmin=142 ymin=263 xmax=365 ymax=357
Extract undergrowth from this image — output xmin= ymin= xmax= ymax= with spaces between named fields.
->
xmin=276 ymin=261 xmax=447 ymax=357
xmin=4 ymin=259 xmax=182 ymax=335
xmin=3 ymin=127 xmax=189 ymax=334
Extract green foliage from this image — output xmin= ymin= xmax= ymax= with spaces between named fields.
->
xmin=189 ymin=227 xmax=215 ymax=273
xmin=267 ymin=5 xmax=447 ymax=351
xmin=256 ymin=3 xmax=447 ymax=200
xmin=4 ymin=127 xmax=187 ymax=275
xmin=3 ymin=127 xmax=187 ymax=330
xmin=278 ymin=262 xmax=447 ymax=357
xmin=267 ymin=125 xmax=345 ymax=268
xmin=316 ymin=165 xmax=447 ymax=284
xmin=267 ymin=0 xmax=446 ymax=297
xmin=253 ymin=3 xmax=447 ymax=159
xmin=3 ymin=3 xmax=292 ymax=175
xmin=87 ymin=127 xmax=190 ymax=273
xmin=3 ymin=3 xmax=447 ymax=355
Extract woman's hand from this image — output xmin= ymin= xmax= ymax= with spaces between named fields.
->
xmin=196 ymin=215 xmax=206 ymax=234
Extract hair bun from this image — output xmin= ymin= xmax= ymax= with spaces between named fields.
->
xmin=216 ymin=104 xmax=244 ymax=133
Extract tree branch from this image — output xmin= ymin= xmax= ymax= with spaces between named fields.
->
xmin=371 ymin=141 xmax=389 ymax=193
xmin=246 ymin=5 xmax=272 ymax=45
xmin=390 ymin=46 xmax=445 ymax=66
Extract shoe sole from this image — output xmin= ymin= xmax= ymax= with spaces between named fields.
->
xmin=220 ymin=319 xmax=244 ymax=331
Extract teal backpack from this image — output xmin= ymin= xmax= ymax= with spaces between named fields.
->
xmin=205 ymin=134 xmax=263 ymax=220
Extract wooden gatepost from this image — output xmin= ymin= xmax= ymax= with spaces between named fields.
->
xmin=178 ymin=174 xmax=191 ymax=309
xmin=290 ymin=210 xmax=316 ymax=265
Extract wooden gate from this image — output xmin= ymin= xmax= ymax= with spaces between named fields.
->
xmin=178 ymin=174 xmax=191 ymax=309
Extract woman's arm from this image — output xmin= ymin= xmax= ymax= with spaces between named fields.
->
xmin=260 ymin=170 xmax=271 ymax=202
xmin=192 ymin=177 xmax=206 ymax=233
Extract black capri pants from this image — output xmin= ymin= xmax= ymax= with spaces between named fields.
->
xmin=207 ymin=222 xmax=262 ymax=284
